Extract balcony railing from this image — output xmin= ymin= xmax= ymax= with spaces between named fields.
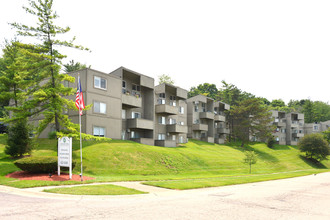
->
xmin=122 ymin=91 xmax=142 ymax=108
xmin=166 ymin=124 xmax=188 ymax=133
xmin=127 ymin=118 xmax=154 ymax=130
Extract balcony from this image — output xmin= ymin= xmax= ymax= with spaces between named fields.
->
xmin=155 ymin=104 xmax=178 ymax=115
xmin=127 ymin=118 xmax=154 ymax=130
xmin=122 ymin=94 xmax=142 ymax=108
xmin=275 ymin=121 xmax=286 ymax=127
xmin=192 ymin=124 xmax=208 ymax=131
xmin=199 ymin=112 xmax=214 ymax=120
xmin=214 ymin=114 xmax=225 ymax=122
xmin=167 ymin=124 xmax=188 ymax=133
xmin=201 ymin=136 xmax=214 ymax=143
xmin=217 ymin=128 xmax=230 ymax=134
xmin=154 ymin=140 xmax=177 ymax=148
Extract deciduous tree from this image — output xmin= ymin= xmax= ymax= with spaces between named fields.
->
xmin=298 ymin=133 xmax=330 ymax=161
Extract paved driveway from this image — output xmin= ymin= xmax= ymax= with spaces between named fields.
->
xmin=1 ymin=172 xmax=330 ymax=219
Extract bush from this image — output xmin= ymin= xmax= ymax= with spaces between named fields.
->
xmin=14 ymin=156 xmax=76 ymax=173
xmin=5 ymin=119 xmax=32 ymax=157
xmin=267 ymin=136 xmax=276 ymax=148
xmin=298 ymin=133 xmax=330 ymax=161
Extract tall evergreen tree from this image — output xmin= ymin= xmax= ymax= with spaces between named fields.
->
xmin=230 ymin=98 xmax=274 ymax=147
xmin=9 ymin=0 xmax=89 ymax=136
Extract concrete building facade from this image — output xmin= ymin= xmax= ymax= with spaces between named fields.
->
xmin=271 ymin=110 xmax=305 ymax=145
xmin=304 ymin=120 xmax=330 ymax=135
xmin=187 ymin=95 xmax=230 ymax=144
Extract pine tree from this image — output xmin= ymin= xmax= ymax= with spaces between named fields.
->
xmin=9 ymin=0 xmax=89 ymax=136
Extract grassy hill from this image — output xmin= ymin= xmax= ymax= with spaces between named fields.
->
xmin=0 ymin=134 xmax=329 ymax=188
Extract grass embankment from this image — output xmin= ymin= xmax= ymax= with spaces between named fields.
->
xmin=0 ymin=134 xmax=329 ymax=190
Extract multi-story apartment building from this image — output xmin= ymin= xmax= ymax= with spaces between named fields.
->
xmin=187 ymin=95 xmax=230 ymax=144
xmin=33 ymin=67 xmax=229 ymax=146
xmin=154 ymin=83 xmax=188 ymax=147
xmin=214 ymin=101 xmax=230 ymax=144
xmin=304 ymin=120 xmax=330 ymax=135
xmin=271 ymin=110 xmax=304 ymax=145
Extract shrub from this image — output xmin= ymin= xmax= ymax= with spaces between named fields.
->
xmin=5 ymin=119 xmax=32 ymax=157
xmin=298 ymin=133 xmax=330 ymax=161
xmin=14 ymin=156 xmax=76 ymax=173
xmin=267 ymin=136 xmax=276 ymax=148
xmin=48 ymin=131 xmax=57 ymax=139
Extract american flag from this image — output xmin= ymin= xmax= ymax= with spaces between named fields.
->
xmin=75 ymin=76 xmax=85 ymax=115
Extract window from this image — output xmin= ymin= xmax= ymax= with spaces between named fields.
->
xmin=281 ymin=129 xmax=286 ymax=133
xmin=202 ymin=103 xmax=206 ymax=112
xmin=179 ymin=121 xmax=184 ymax=126
xmin=179 ymin=106 xmax=184 ymax=114
xmin=276 ymin=137 xmax=280 ymax=141
xmin=93 ymin=126 xmax=105 ymax=137
xmin=313 ymin=125 xmax=318 ymax=131
xmin=131 ymin=112 xmax=141 ymax=119
xmin=274 ymin=118 xmax=279 ymax=122
xmin=132 ymin=84 xmax=141 ymax=92
xmin=194 ymin=105 xmax=198 ymax=112
xmin=170 ymin=96 xmax=176 ymax=106
xmin=172 ymin=135 xmax=176 ymax=141
xmin=158 ymin=133 xmax=166 ymax=140
xmin=158 ymin=116 xmax=166 ymax=125
xmin=194 ymin=119 xmax=200 ymax=124
xmin=131 ymin=131 xmax=140 ymax=139
xmin=168 ymin=118 xmax=176 ymax=125
xmin=122 ymin=109 xmax=126 ymax=119
xmin=94 ymin=101 xmax=106 ymax=114
xmin=158 ymin=99 xmax=165 ymax=104
xmin=94 ymin=76 xmax=107 ymax=89
xmin=179 ymin=136 xmax=184 ymax=143
xmin=158 ymin=93 xmax=165 ymax=105
xmin=122 ymin=81 xmax=126 ymax=94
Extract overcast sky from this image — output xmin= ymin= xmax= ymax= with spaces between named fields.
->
xmin=1 ymin=0 xmax=329 ymax=104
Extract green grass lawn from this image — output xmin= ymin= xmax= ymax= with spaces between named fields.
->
xmin=0 ymin=134 xmax=329 ymax=190
xmin=43 ymin=184 xmax=146 ymax=195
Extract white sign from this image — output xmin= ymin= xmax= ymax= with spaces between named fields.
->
xmin=58 ymin=137 xmax=72 ymax=179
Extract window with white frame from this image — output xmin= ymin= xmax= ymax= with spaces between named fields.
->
xmin=276 ymin=137 xmax=280 ymax=141
xmin=132 ymin=84 xmax=141 ymax=97
xmin=158 ymin=133 xmax=166 ymax=140
xmin=131 ymin=112 xmax=141 ymax=119
xmin=94 ymin=101 xmax=106 ymax=114
xmin=194 ymin=104 xmax=198 ymax=112
xmin=93 ymin=126 xmax=105 ymax=137
xmin=201 ymin=103 xmax=206 ymax=112
xmin=122 ymin=109 xmax=126 ymax=119
xmin=179 ymin=106 xmax=184 ymax=114
xmin=313 ymin=125 xmax=319 ymax=131
xmin=179 ymin=121 xmax=184 ymax=126
xmin=158 ymin=116 xmax=166 ymax=125
xmin=94 ymin=76 xmax=107 ymax=89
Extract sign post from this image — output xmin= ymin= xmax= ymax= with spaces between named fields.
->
xmin=58 ymin=137 xmax=72 ymax=179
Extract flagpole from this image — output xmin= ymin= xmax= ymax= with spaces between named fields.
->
xmin=78 ymin=73 xmax=83 ymax=182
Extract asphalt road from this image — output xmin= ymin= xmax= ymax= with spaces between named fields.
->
xmin=1 ymin=172 xmax=330 ymax=220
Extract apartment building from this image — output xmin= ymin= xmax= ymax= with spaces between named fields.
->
xmin=34 ymin=67 xmax=230 ymax=146
xmin=154 ymin=83 xmax=188 ymax=147
xmin=271 ymin=110 xmax=304 ymax=145
xmin=187 ymin=95 xmax=230 ymax=144
xmin=110 ymin=67 xmax=155 ymax=145
xmin=35 ymin=68 xmax=123 ymax=139
xmin=214 ymin=101 xmax=230 ymax=144
xmin=304 ymin=120 xmax=330 ymax=135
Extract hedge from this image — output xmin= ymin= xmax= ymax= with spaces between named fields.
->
xmin=14 ymin=156 xmax=76 ymax=173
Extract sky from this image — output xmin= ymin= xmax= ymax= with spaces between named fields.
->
xmin=1 ymin=0 xmax=330 ymax=104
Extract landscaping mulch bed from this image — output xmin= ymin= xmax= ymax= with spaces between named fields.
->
xmin=6 ymin=171 xmax=95 ymax=181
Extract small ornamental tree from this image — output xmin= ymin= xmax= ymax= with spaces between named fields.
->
xmin=267 ymin=136 xmax=276 ymax=148
xmin=5 ymin=119 xmax=32 ymax=157
xmin=243 ymin=150 xmax=258 ymax=174
xmin=298 ymin=133 xmax=330 ymax=161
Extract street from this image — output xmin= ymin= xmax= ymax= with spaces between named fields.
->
xmin=1 ymin=172 xmax=330 ymax=219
